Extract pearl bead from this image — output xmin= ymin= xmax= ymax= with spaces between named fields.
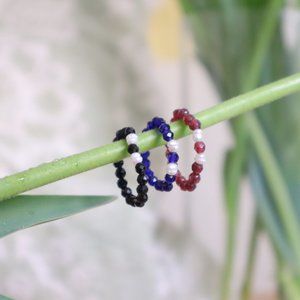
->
xmin=193 ymin=129 xmax=203 ymax=142
xmin=167 ymin=140 xmax=179 ymax=152
xmin=167 ymin=163 xmax=178 ymax=176
xmin=131 ymin=152 xmax=143 ymax=164
xmin=126 ymin=133 xmax=138 ymax=145
xmin=195 ymin=153 xmax=206 ymax=164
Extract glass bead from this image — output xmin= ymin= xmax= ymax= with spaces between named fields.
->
xmin=194 ymin=141 xmax=206 ymax=153
xmin=165 ymin=174 xmax=176 ymax=183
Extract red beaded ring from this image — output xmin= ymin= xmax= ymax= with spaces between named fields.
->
xmin=170 ymin=108 xmax=206 ymax=192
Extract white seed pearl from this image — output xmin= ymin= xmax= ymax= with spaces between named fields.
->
xmin=167 ymin=163 xmax=178 ymax=176
xmin=126 ymin=133 xmax=138 ymax=145
xmin=193 ymin=129 xmax=203 ymax=142
xmin=167 ymin=140 xmax=179 ymax=152
xmin=131 ymin=152 xmax=142 ymax=164
xmin=195 ymin=153 xmax=206 ymax=164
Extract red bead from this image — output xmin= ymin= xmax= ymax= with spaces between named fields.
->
xmin=186 ymin=182 xmax=196 ymax=192
xmin=194 ymin=141 xmax=206 ymax=153
xmin=183 ymin=114 xmax=194 ymax=125
xmin=189 ymin=173 xmax=200 ymax=184
xmin=192 ymin=162 xmax=203 ymax=174
xmin=189 ymin=119 xmax=201 ymax=130
xmin=176 ymin=174 xmax=186 ymax=185
xmin=180 ymin=181 xmax=188 ymax=191
xmin=173 ymin=109 xmax=181 ymax=120
xmin=173 ymin=108 xmax=189 ymax=120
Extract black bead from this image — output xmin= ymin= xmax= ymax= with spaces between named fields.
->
xmin=128 ymin=144 xmax=139 ymax=154
xmin=113 ymin=161 xmax=124 ymax=168
xmin=124 ymin=127 xmax=135 ymax=136
xmin=135 ymin=163 xmax=145 ymax=174
xmin=135 ymin=201 xmax=145 ymax=207
xmin=137 ymin=194 xmax=148 ymax=203
xmin=121 ymin=187 xmax=132 ymax=197
xmin=117 ymin=178 xmax=128 ymax=189
xmin=116 ymin=128 xmax=126 ymax=139
xmin=115 ymin=168 xmax=126 ymax=178
xmin=137 ymin=184 xmax=148 ymax=194
xmin=126 ymin=195 xmax=136 ymax=206
xmin=137 ymin=174 xmax=148 ymax=185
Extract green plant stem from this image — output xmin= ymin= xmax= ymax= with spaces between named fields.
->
xmin=0 ymin=73 xmax=300 ymax=201
xmin=248 ymin=113 xmax=300 ymax=265
xmin=241 ymin=214 xmax=260 ymax=300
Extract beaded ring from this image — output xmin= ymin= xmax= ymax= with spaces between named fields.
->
xmin=113 ymin=127 xmax=149 ymax=207
xmin=171 ymin=108 xmax=205 ymax=192
xmin=142 ymin=117 xmax=179 ymax=192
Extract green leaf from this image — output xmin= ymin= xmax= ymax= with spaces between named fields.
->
xmin=0 ymin=195 xmax=116 ymax=238
xmin=249 ymin=155 xmax=295 ymax=264
xmin=240 ymin=213 xmax=260 ymax=300
xmin=0 ymin=294 xmax=13 ymax=300
xmin=221 ymin=133 xmax=247 ymax=300
xmin=279 ymin=267 xmax=300 ymax=300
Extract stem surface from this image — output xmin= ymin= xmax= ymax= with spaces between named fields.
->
xmin=0 ymin=73 xmax=300 ymax=201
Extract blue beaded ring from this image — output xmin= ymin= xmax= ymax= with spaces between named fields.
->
xmin=141 ymin=117 xmax=179 ymax=192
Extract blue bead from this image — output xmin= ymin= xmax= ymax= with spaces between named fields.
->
xmin=149 ymin=176 xmax=158 ymax=186
xmin=165 ymin=174 xmax=176 ymax=183
xmin=145 ymin=169 xmax=154 ymax=178
xmin=155 ymin=180 xmax=164 ymax=191
xmin=152 ymin=117 xmax=164 ymax=127
xmin=167 ymin=152 xmax=179 ymax=163
xmin=141 ymin=151 xmax=150 ymax=159
xmin=147 ymin=121 xmax=154 ymax=130
xmin=163 ymin=132 xmax=174 ymax=141
xmin=143 ymin=159 xmax=150 ymax=168
xmin=158 ymin=123 xmax=170 ymax=134
xmin=164 ymin=182 xmax=173 ymax=192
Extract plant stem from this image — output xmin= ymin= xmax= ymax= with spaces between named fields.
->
xmin=0 ymin=73 xmax=300 ymax=201
xmin=248 ymin=113 xmax=300 ymax=265
xmin=241 ymin=213 xmax=260 ymax=300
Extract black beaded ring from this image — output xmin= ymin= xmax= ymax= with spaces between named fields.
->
xmin=113 ymin=127 xmax=149 ymax=207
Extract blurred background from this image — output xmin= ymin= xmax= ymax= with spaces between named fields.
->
xmin=0 ymin=0 xmax=299 ymax=299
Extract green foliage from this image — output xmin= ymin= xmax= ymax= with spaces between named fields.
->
xmin=180 ymin=0 xmax=300 ymax=298
xmin=0 ymin=295 xmax=13 ymax=300
xmin=249 ymin=159 xmax=293 ymax=261
xmin=180 ymin=0 xmax=273 ymax=11
xmin=0 ymin=195 xmax=116 ymax=238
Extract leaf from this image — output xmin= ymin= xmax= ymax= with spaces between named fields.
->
xmin=240 ymin=213 xmax=260 ymax=300
xmin=0 ymin=195 xmax=117 ymax=238
xmin=221 ymin=137 xmax=247 ymax=300
xmin=0 ymin=295 xmax=13 ymax=300
xmin=249 ymin=158 xmax=294 ymax=263
xmin=279 ymin=267 xmax=300 ymax=300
